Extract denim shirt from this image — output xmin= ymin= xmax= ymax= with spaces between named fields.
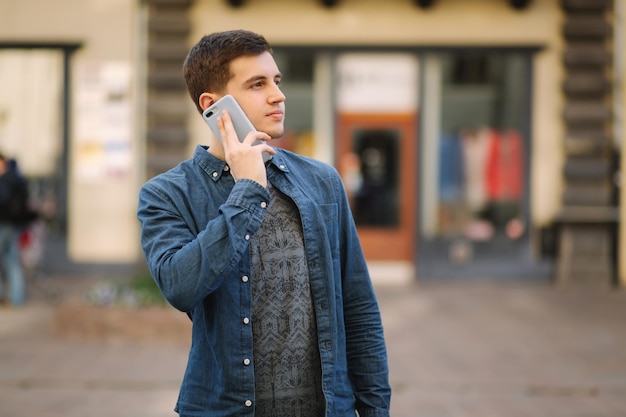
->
xmin=137 ymin=145 xmax=391 ymax=417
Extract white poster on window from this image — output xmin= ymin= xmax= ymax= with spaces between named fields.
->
xmin=74 ymin=61 xmax=132 ymax=182
xmin=336 ymin=53 xmax=419 ymax=113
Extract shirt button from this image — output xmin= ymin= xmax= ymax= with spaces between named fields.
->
xmin=223 ymin=165 xmax=230 ymax=171
xmin=242 ymin=276 xmax=249 ymax=283
xmin=260 ymin=201 xmax=267 ymax=208
xmin=212 ymin=172 xmax=218 ymax=178
xmin=243 ymin=358 xmax=251 ymax=366
xmin=279 ymin=164 xmax=286 ymax=170
xmin=245 ymin=234 xmax=250 ymax=241
xmin=243 ymin=317 xmax=250 ymax=324
xmin=245 ymin=400 xmax=252 ymax=407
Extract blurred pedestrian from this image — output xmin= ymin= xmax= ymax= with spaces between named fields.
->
xmin=137 ymin=30 xmax=391 ymax=416
xmin=0 ymin=153 xmax=36 ymax=306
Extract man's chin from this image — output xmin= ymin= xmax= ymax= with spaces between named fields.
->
xmin=268 ymin=129 xmax=285 ymax=140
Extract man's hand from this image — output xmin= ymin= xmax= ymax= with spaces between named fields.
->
xmin=217 ymin=110 xmax=276 ymax=187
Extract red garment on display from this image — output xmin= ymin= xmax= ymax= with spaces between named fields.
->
xmin=485 ymin=129 xmax=523 ymax=201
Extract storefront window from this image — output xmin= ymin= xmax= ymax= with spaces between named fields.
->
xmin=420 ymin=51 xmax=531 ymax=269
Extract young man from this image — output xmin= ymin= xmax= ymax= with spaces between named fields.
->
xmin=137 ymin=30 xmax=391 ymax=417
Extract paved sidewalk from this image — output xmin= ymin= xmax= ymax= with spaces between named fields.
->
xmin=1 ymin=278 xmax=626 ymax=417
xmin=380 ymin=281 xmax=626 ymax=417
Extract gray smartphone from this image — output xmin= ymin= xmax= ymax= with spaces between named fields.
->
xmin=202 ymin=95 xmax=271 ymax=162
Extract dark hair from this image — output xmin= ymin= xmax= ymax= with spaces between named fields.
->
xmin=183 ymin=29 xmax=273 ymax=114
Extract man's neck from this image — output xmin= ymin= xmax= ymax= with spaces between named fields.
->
xmin=206 ymin=137 xmax=226 ymax=161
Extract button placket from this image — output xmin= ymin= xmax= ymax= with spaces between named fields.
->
xmin=240 ymin=273 xmax=253 ymax=412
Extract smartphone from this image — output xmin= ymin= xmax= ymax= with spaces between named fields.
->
xmin=202 ymin=95 xmax=271 ymax=162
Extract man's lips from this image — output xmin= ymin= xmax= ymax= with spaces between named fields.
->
xmin=267 ymin=110 xmax=284 ymax=120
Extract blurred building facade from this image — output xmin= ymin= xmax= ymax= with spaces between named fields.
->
xmin=0 ymin=0 xmax=623 ymax=285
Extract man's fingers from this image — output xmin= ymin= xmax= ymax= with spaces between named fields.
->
xmin=217 ymin=110 xmax=238 ymax=147
xmin=242 ymin=130 xmax=271 ymax=145
xmin=217 ymin=109 xmax=273 ymax=164
xmin=220 ymin=109 xmax=271 ymax=147
xmin=259 ymin=143 xmax=277 ymax=157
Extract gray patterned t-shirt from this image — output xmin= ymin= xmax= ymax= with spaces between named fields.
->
xmin=250 ymin=183 xmax=325 ymax=417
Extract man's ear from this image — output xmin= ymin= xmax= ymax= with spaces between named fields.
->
xmin=199 ymin=92 xmax=221 ymax=111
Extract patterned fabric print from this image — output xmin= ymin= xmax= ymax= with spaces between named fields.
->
xmin=250 ymin=183 xmax=325 ymax=417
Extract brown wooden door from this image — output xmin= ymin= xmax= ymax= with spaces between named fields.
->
xmin=337 ymin=113 xmax=417 ymax=261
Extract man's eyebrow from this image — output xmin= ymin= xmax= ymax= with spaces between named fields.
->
xmin=243 ymin=73 xmax=282 ymax=84
xmin=244 ymin=75 xmax=265 ymax=84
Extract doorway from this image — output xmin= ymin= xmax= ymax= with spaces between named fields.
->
xmin=334 ymin=53 xmax=419 ymax=262
xmin=337 ymin=114 xmax=417 ymax=261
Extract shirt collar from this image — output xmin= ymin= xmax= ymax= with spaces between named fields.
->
xmin=268 ymin=151 xmax=290 ymax=173
xmin=193 ymin=145 xmax=229 ymax=181
xmin=193 ymin=145 xmax=290 ymax=182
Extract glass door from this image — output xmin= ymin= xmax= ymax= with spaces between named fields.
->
xmin=337 ymin=113 xmax=416 ymax=261
xmin=335 ymin=53 xmax=419 ymax=261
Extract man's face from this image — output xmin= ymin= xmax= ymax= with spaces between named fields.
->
xmin=223 ymin=51 xmax=286 ymax=139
